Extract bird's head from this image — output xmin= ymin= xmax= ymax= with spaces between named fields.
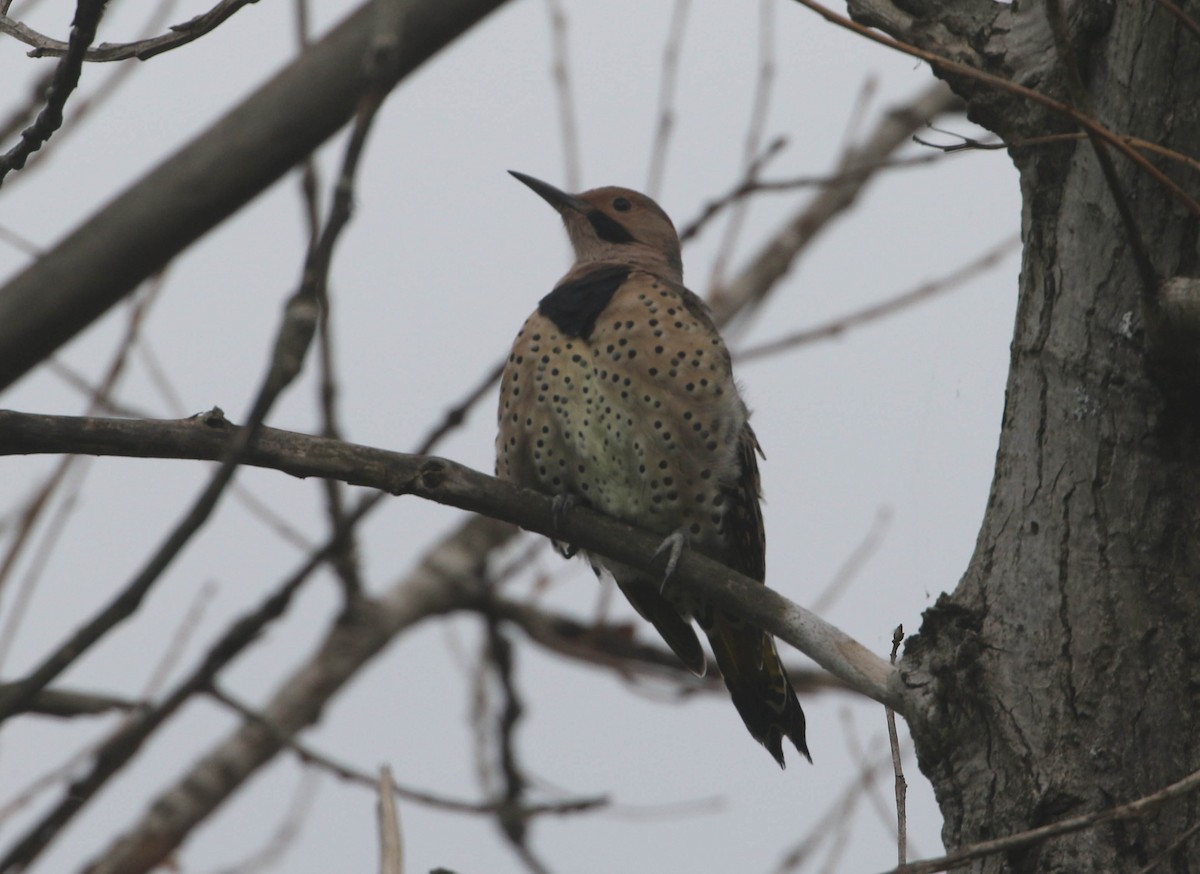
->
xmin=509 ymin=171 xmax=683 ymax=281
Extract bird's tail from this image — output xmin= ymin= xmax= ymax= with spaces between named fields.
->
xmin=704 ymin=612 xmax=810 ymax=768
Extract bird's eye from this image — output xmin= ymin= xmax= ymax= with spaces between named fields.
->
xmin=612 ymin=197 xmax=632 ymax=212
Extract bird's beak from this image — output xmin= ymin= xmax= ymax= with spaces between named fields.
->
xmin=508 ymin=171 xmax=588 ymax=215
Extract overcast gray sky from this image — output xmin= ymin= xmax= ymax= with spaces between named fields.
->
xmin=0 ymin=1 xmax=1020 ymax=871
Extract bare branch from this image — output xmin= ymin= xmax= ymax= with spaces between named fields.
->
xmin=0 ymin=0 xmax=106 ymax=184
xmin=0 ymin=0 xmax=511 ymax=390
xmin=917 ymin=128 xmax=1200 ymax=177
xmin=0 ymin=684 xmax=134 ymax=718
xmin=377 ymin=768 xmax=403 ymax=874
xmin=677 ymin=136 xmax=787 ymax=244
xmin=201 ymin=769 xmax=319 ymax=874
xmin=207 ymin=685 xmax=606 ymax=817
xmin=543 ymin=0 xmax=581 ymax=191
xmin=771 ymin=742 xmax=913 ymax=874
xmin=645 ymin=0 xmax=690 ymax=198
xmin=0 ymin=279 xmax=165 ymax=671
xmin=414 ymin=359 xmax=505 ymax=456
xmin=0 ymin=262 xmax=317 ymax=723
xmin=0 ymin=409 xmax=902 ymax=712
xmin=0 ymin=0 xmax=259 ymax=63
xmin=294 ymin=5 xmax=407 ymax=603
xmin=788 ymin=0 xmax=1200 ymax=217
xmin=872 ymin=764 xmax=1200 ymax=874
xmin=739 ymin=234 xmax=1020 ymax=361
xmin=1148 ymin=0 xmax=1200 ymax=43
xmin=886 ymin=627 xmax=907 ymax=867
xmin=707 ymin=0 xmax=776 ymax=291
xmin=707 ymin=80 xmax=962 ymax=324
xmin=809 ymin=507 xmax=891 ymax=615
xmin=78 ymin=514 xmax=515 ymax=874
xmin=0 ymin=493 xmax=369 ymax=871
xmin=6 ymin=3 xmax=181 ymax=186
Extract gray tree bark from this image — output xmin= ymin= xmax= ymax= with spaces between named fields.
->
xmin=873 ymin=0 xmax=1200 ymax=869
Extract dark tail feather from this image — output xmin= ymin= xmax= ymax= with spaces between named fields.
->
xmin=705 ymin=613 xmax=810 ymax=767
xmin=613 ymin=574 xmax=707 ymax=677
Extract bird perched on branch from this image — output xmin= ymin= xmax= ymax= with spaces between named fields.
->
xmin=496 ymin=171 xmax=810 ymax=767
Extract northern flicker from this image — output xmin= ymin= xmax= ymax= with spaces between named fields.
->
xmin=496 ymin=171 xmax=810 ymax=767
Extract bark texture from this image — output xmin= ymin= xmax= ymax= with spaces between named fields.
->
xmin=878 ymin=0 xmax=1200 ymax=869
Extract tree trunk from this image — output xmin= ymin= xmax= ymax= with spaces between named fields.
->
xmin=890 ymin=1 xmax=1200 ymax=869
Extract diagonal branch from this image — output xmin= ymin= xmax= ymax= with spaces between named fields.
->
xmin=788 ymin=0 xmax=1200 ymax=218
xmin=706 ymin=80 xmax=962 ymax=324
xmin=874 ymin=764 xmax=1200 ymax=874
xmin=0 ymin=408 xmax=901 ymax=711
xmin=0 ymin=0 xmax=259 ymax=63
xmin=77 ymin=513 xmax=513 ymax=874
xmin=0 ymin=0 xmax=107 ymax=184
xmin=0 ymin=0 xmax=511 ymax=391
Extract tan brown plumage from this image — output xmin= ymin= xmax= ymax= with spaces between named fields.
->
xmin=496 ymin=171 xmax=809 ymax=767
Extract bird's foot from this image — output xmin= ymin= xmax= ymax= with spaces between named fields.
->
xmin=552 ymin=494 xmax=580 ymax=557
xmin=551 ymin=493 xmax=579 ymax=529
xmin=652 ymin=530 xmax=688 ymax=592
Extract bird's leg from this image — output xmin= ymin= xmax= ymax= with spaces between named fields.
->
xmin=652 ymin=529 xmax=689 ymax=592
xmin=552 ymin=493 xmax=580 ymax=558
xmin=551 ymin=493 xmax=579 ymax=527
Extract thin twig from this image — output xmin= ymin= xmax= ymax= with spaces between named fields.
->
xmin=482 ymin=612 xmax=551 ymax=874
xmin=377 ymin=767 xmax=403 ymax=874
xmin=290 ymin=0 xmax=359 ymax=599
xmin=202 ymin=769 xmax=320 ymax=874
xmin=0 ymin=0 xmax=259 ymax=62
xmin=916 ymin=127 xmax=1200 ymax=177
xmin=293 ymin=0 xmax=323 ymax=249
xmin=0 ymin=458 xmax=92 ymax=673
xmin=543 ymin=0 xmax=581 ymax=191
xmin=740 ymin=234 xmax=1019 ymax=362
xmin=838 ymin=712 xmax=913 ymax=857
xmin=140 ymin=580 xmax=217 ymax=698
xmin=886 ymin=627 xmax=907 ymax=866
xmin=645 ymin=0 xmax=690 ymax=198
xmin=708 ymin=0 xmax=776 ymax=290
xmin=312 ymin=164 xmax=361 ymax=599
xmin=0 ymin=684 xmax=134 ymax=719
xmin=0 ymin=271 xmax=317 ymax=723
xmin=1135 ymin=819 xmax=1200 ymax=874
xmin=0 ymin=0 xmax=107 ymax=183
xmin=707 ymin=81 xmax=962 ymax=325
xmin=810 ymin=507 xmax=892 ymax=614
xmin=0 ymin=496 xmax=367 ymax=871
xmin=840 ymin=74 xmax=879 ymax=150
xmin=10 ymin=2 xmax=181 ymax=184
xmin=207 ymin=648 xmax=602 ymax=817
xmin=873 ymin=765 xmax=1200 ymax=874
xmin=772 ymin=742 xmax=913 ymax=874
xmin=414 ymin=359 xmax=505 ymax=456
xmin=1147 ymin=0 xmax=1200 ymax=44
xmin=677 ymin=136 xmax=787 ymax=244
xmin=0 ymin=278 xmax=165 ymax=668
xmin=0 ymin=222 xmax=41 ymax=256
xmin=788 ymin=0 xmax=1200 ymax=217
xmin=0 ymin=711 xmax=135 ymax=826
